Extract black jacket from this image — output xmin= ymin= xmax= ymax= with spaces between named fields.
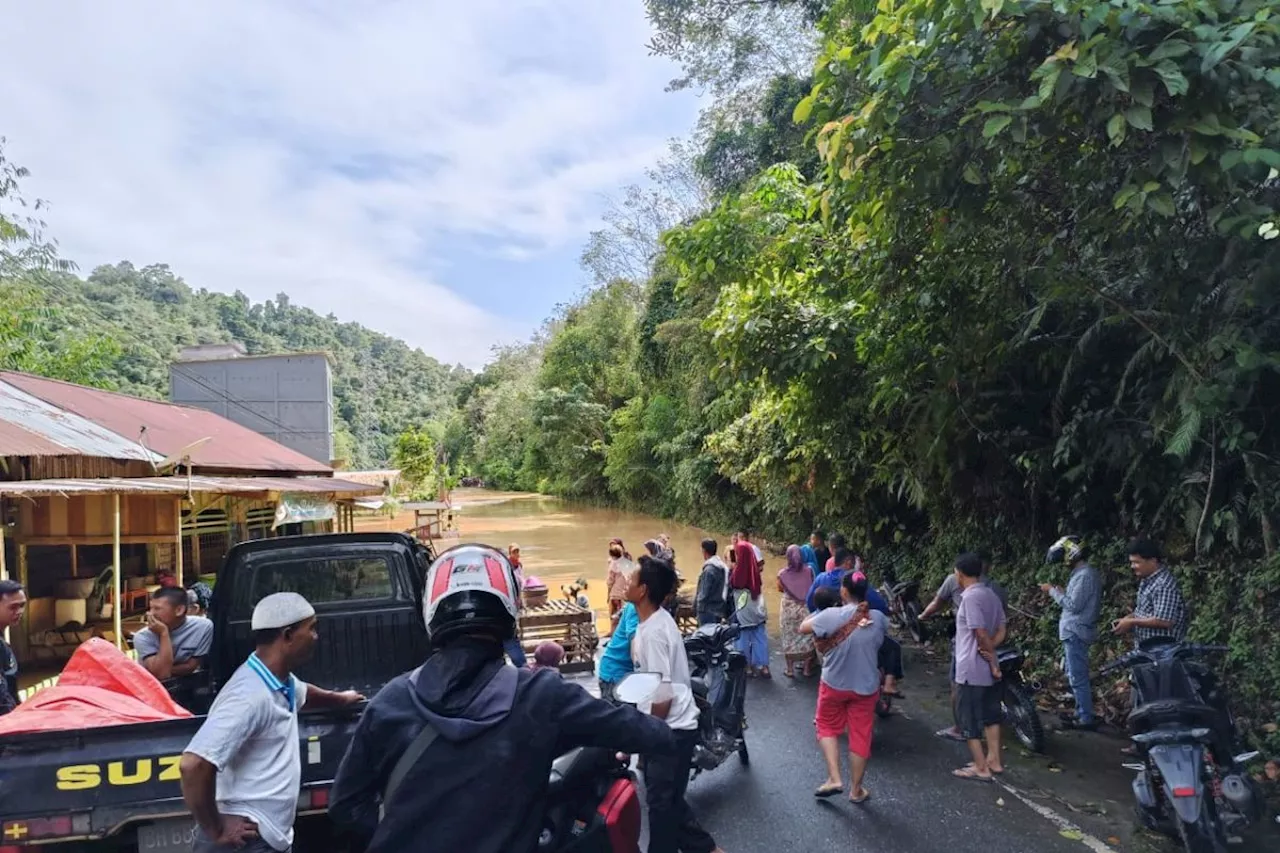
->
xmin=329 ymin=638 xmax=676 ymax=853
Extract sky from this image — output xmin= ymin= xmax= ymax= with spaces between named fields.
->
xmin=0 ymin=1 xmax=700 ymax=369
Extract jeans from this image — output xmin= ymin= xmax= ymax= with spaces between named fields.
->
xmin=192 ymin=826 xmax=288 ymax=852
xmin=1062 ymin=636 xmax=1095 ymax=724
xmin=644 ymin=728 xmax=717 ymax=853
xmin=503 ymin=638 xmax=527 ymax=667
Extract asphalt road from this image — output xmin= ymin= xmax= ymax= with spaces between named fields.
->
xmin=674 ymin=662 xmax=1102 ymax=853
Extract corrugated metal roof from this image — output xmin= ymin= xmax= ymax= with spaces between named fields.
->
xmin=0 ymin=379 xmax=162 ymax=462
xmin=336 ymin=469 xmax=399 ymax=487
xmin=0 ymin=371 xmax=330 ymax=474
xmin=0 ymin=475 xmax=382 ymax=499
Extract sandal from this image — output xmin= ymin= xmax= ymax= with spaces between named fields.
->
xmin=759 ymin=667 xmax=772 ymax=679
xmin=849 ymin=788 xmax=872 ymax=804
xmin=935 ymin=727 xmax=965 ymax=742
xmin=784 ymin=667 xmax=795 ymax=678
xmin=814 ymin=783 xmax=844 ymax=798
xmin=964 ymin=762 xmax=1003 ymax=776
xmin=952 ymin=766 xmax=994 ymax=783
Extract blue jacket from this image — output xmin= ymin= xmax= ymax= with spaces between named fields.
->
xmin=598 ymin=603 xmax=639 ymax=684
xmin=806 ymin=571 xmax=890 ymax=615
xmin=330 ymin=638 xmax=674 ymax=853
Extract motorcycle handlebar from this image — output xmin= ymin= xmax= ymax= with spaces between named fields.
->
xmin=1100 ymin=642 xmax=1229 ymax=675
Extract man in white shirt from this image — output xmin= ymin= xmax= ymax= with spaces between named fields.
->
xmin=179 ymin=593 xmax=364 ymax=852
xmin=628 ymin=556 xmax=726 ymax=853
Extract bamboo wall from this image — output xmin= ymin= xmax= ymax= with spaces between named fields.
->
xmin=18 ymin=494 xmax=180 ymax=544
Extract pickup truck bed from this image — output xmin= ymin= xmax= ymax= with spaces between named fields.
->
xmin=0 ymin=532 xmax=432 ymax=850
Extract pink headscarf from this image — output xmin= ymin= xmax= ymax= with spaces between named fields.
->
xmin=778 ymin=545 xmax=814 ymax=602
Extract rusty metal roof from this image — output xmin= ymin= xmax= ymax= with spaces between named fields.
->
xmin=0 ymin=371 xmax=330 ymax=474
xmin=0 ymin=475 xmax=382 ymax=499
xmin=0 ymin=378 xmax=163 ymax=462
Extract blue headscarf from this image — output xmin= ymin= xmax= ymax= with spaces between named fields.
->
xmin=799 ymin=544 xmax=819 ymax=572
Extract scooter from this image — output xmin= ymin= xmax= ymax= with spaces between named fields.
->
xmin=1102 ymin=641 xmax=1264 ymax=853
xmin=538 ymin=746 xmax=642 ymax=853
xmin=683 ymin=622 xmax=751 ymax=775
xmin=996 ymin=645 xmax=1046 ymax=753
xmin=878 ymin=569 xmax=926 ymax=643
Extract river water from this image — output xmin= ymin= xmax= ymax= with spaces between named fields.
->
xmin=448 ymin=490 xmax=782 ymax=633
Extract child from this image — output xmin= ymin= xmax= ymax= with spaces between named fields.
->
xmin=606 ymin=543 xmax=635 ymax=624
xmin=813 ymin=585 xmax=841 ymax=612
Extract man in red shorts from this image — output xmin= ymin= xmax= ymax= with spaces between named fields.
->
xmin=800 ymin=574 xmax=888 ymax=804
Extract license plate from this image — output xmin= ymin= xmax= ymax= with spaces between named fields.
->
xmin=137 ymin=819 xmax=197 ymax=851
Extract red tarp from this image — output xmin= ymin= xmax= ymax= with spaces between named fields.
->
xmin=0 ymin=638 xmax=192 ymax=735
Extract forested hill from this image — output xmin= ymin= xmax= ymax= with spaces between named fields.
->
xmin=35 ymin=261 xmax=471 ymax=468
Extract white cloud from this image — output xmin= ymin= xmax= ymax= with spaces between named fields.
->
xmin=0 ymin=0 xmax=697 ymax=368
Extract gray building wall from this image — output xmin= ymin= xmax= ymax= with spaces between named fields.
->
xmin=169 ymin=354 xmax=334 ymax=464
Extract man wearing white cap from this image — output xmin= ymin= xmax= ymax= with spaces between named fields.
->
xmin=180 ymin=592 xmax=364 ymax=852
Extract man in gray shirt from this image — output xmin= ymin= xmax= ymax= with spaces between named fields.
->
xmin=133 ymin=588 xmax=214 ymax=681
xmin=1041 ymin=536 xmax=1102 ymax=731
xmin=951 ymin=553 xmax=1007 ymax=782
xmin=180 ymin=593 xmax=364 ymax=852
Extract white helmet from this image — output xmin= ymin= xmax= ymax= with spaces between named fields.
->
xmin=422 ymin=544 xmax=519 ymax=645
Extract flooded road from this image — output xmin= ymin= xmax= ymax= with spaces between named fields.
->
xmin=451 ymin=490 xmax=782 ymax=631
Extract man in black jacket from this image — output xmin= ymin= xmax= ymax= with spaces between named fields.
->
xmin=330 ymin=544 xmax=676 ymax=853
xmin=0 ymin=580 xmax=27 ymax=715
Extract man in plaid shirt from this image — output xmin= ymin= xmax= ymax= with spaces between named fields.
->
xmin=1112 ymin=538 xmax=1188 ymax=644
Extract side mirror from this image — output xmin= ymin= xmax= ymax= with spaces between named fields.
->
xmin=614 ymin=672 xmax=663 ymax=706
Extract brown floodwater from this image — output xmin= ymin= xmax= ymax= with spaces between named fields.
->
xmin=448 ymin=490 xmax=784 ymax=634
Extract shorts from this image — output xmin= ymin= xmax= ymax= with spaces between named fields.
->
xmin=815 ymin=681 xmax=878 ymax=758
xmin=954 ymin=683 xmax=1002 ymax=740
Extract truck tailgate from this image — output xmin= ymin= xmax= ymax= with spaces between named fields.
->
xmin=0 ymin=710 xmax=361 ymax=846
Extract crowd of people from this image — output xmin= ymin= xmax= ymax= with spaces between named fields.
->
xmin=0 ymin=527 xmax=1201 ymax=852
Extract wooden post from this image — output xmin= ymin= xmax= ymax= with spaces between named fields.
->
xmin=0 ymin=518 xmax=7 ymax=645
xmin=112 ymin=493 xmax=123 ymax=651
xmin=70 ymin=544 xmax=79 ymax=578
xmin=175 ymin=501 xmax=184 ymax=587
xmin=16 ymin=543 xmax=28 ymax=660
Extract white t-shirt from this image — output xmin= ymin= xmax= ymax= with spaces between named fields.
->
xmin=185 ymin=661 xmax=310 ymax=851
xmin=631 ymin=608 xmax=699 ymax=731
xmin=751 ymin=544 xmax=764 ymax=564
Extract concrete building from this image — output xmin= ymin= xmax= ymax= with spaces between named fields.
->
xmin=169 ymin=347 xmax=334 ymax=465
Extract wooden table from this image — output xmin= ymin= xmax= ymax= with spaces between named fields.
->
xmin=519 ymin=600 xmax=599 ymax=675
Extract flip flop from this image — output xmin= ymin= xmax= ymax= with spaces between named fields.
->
xmin=964 ymin=762 xmax=1004 ymax=776
xmin=814 ymin=783 xmax=844 ymax=798
xmin=952 ymin=767 xmax=994 ymax=783
xmin=935 ymin=728 xmax=965 ymax=742
xmin=783 ymin=668 xmax=795 ymax=678
xmin=849 ymin=788 xmax=872 ymax=805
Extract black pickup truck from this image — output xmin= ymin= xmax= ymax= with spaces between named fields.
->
xmin=0 ymin=532 xmax=433 ymax=852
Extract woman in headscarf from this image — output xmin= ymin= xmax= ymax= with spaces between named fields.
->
xmin=731 ymin=539 xmax=770 ymax=678
xmin=778 ymin=544 xmax=817 ymax=677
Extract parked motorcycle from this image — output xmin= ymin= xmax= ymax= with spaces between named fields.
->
xmin=878 ymin=569 xmax=926 ymax=643
xmin=996 ymin=645 xmax=1046 ymax=753
xmin=683 ymin=622 xmax=751 ymax=775
xmin=538 ymin=746 xmax=642 ymax=853
xmin=1102 ymin=641 xmax=1263 ymax=853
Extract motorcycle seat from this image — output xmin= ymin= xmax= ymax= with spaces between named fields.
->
xmin=1129 ymin=698 xmax=1219 ymax=731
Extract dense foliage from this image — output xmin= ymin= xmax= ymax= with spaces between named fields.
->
xmin=460 ymin=0 xmax=1280 ymax=745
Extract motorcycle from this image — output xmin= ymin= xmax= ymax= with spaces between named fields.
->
xmin=878 ymin=569 xmax=926 ymax=644
xmin=682 ymin=622 xmax=751 ymax=775
xmin=538 ymin=746 xmax=642 ymax=853
xmin=1102 ymin=641 xmax=1263 ymax=853
xmin=996 ymin=645 xmax=1046 ymax=753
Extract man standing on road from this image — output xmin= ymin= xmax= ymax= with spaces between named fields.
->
xmin=921 ymin=554 xmax=1008 ymax=742
xmin=0 ymin=579 xmax=27 ymax=715
xmin=695 ymin=538 xmax=729 ymax=626
xmin=1112 ymin=537 xmax=1188 ymax=645
xmin=1040 ymin=536 xmax=1102 ymax=731
xmin=329 ymin=544 xmax=676 ymax=853
xmin=950 ymin=553 xmax=1008 ymax=782
xmin=180 ymin=593 xmax=364 ymax=852
xmin=133 ymin=587 xmax=214 ymax=681
xmin=629 ymin=554 xmax=727 ymax=853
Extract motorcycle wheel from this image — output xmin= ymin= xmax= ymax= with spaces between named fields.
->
xmin=738 ymin=737 xmax=750 ymax=766
xmin=1003 ymin=682 xmax=1046 ymax=753
xmin=1174 ymin=795 xmax=1228 ymax=853
xmin=904 ymin=601 xmax=926 ymax=644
